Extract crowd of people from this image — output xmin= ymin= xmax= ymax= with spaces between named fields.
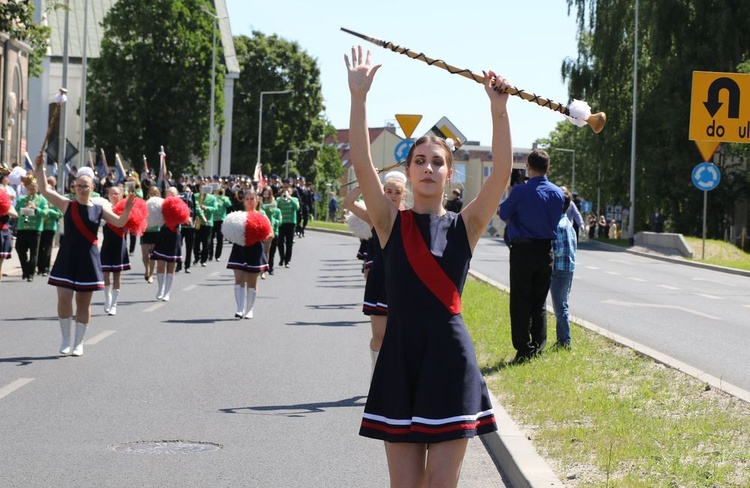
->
xmin=0 ymin=158 xmax=321 ymax=355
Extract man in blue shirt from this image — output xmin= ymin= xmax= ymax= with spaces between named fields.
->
xmin=550 ymin=188 xmax=577 ymax=348
xmin=499 ymin=149 xmax=564 ymax=362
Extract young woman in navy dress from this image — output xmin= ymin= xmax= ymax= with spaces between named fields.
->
xmin=226 ymin=190 xmax=271 ymax=319
xmin=346 ymin=46 xmax=513 ymax=485
xmin=35 ymin=160 xmax=135 ymax=357
xmin=343 ymin=171 xmax=407 ymax=376
xmin=101 ymin=185 xmax=130 ymax=315
xmin=152 ymin=187 xmax=188 ymax=301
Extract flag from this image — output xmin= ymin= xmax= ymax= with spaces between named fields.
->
xmin=99 ymin=148 xmax=110 ymax=178
xmin=24 ymin=151 xmax=35 ymax=171
xmin=87 ymin=150 xmax=96 ymax=169
xmin=253 ymin=162 xmax=266 ymax=189
xmin=157 ymin=146 xmax=167 ymax=188
xmin=114 ymin=153 xmax=127 ymax=184
xmin=142 ymin=155 xmax=149 ymax=179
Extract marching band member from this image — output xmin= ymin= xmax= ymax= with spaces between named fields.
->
xmin=35 ymin=160 xmax=135 ymax=356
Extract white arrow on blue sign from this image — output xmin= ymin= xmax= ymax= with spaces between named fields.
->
xmin=394 ymin=138 xmax=414 ymax=163
xmin=691 ymin=162 xmax=720 ymax=191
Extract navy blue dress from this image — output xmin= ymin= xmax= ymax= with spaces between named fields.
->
xmin=150 ymin=226 xmax=182 ymax=262
xmin=226 ymin=242 xmax=268 ymax=273
xmin=360 ymin=210 xmax=497 ymax=444
xmin=100 ymin=224 xmax=131 ymax=271
xmin=0 ymin=214 xmax=11 ymax=259
xmin=49 ymin=201 xmax=105 ymax=291
xmin=362 ymin=229 xmax=387 ymax=316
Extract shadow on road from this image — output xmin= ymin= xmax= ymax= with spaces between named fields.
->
xmin=287 ymin=319 xmax=368 ymax=328
xmin=0 ymin=355 xmax=63 ymax=366
xmin=218 ymin=395 xmax=367 ymax=417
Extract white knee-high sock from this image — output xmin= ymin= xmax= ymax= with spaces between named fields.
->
xmin=109 ymin=289 xmax=120 ymax=315
xmin=103 ymin=285 xmax=112 ymax=313
xmin=59 ymin=317 xmax=73 ymax=354
xmin=72 ymin=322 xmax=88 ymax=357
xmin=156 ymin=273 xmax=166 ymax=299
xmin=162 ymin=273 xmax=174 ymax=301
xmin=234 ymin=284 xmax=245 ymax=317
xmin=244 ymin=287 xmax=256 ymax=319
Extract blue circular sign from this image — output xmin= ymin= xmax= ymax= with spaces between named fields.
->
xmin=394 ymin=139 xmax=414 ymax=163
xmin=692 ymin=162 xmax=720 ymax=191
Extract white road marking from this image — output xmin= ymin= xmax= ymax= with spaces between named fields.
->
xmin=693 ymin=293 xmax=725 ymax=300
xmin=659 ymin=285 xmax=681 ymax=290
xmin=692 ymin=277 xmax=736 ymax=287
xmin=143 ymin=303 xmax=166 ymax=312
xmin=602 ymin=299 xmax=721 ymax=320
xmin=627 ymin=277 xmax=647 ymax=282
xmin=585 ymin=266 xmax=600 ymax=270
xmin=743 ymin=304 xmax=750 ymax=309
xmin=609 ymin=259 xmax=631 ymax=265
xmin=183 ymin=285 xmax=197 ymax=291
xmin=605 ymin=271 xmax=621 ymax=276
xmin=85 ymin=330 xmax=116 ymax=345
xmin=210 ymin=272 xmax=221 ymax=277
xmin=0 ymin=378 xmax=34 ymax=400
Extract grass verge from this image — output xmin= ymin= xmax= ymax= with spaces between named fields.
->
xmin=463 ymin=277 xmax=750 ymax=487
xmin=306 ymin=220 xmax=349 ymax=233
xmin=683 ymin=236 xmax=750 ymax=271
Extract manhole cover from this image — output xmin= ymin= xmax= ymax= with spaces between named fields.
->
xmin=111 ymin=440 xmax=222 ymax=454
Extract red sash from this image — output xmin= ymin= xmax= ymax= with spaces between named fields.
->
xmin=70 ymin=201 xmax=99 ymax=245
xmin=106 ymin=222 xmax=125 ymax=238
xmin=400 ymin=210 xmax=461 ymax=315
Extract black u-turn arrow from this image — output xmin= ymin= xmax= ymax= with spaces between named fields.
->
xmin=703 ymin=77 xmax=741 ymax=118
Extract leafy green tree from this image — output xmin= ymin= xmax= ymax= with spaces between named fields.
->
xmin=558 ymin=0 xmax=750 ymax=238
xmin=86 ymin=0 xmax=221 ymax=175
xmin=232 ymin=32 xmax=341 ymax=184
xmin=1 ymin=1 xmax=52 ymax=77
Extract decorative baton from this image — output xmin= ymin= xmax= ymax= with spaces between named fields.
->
xmin=341 ymin=28 xmax=607 ymax=133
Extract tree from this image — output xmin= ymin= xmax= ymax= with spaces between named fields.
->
xmin=86 ymin=0 xmax=221 ymax=175
xmin=232 ymin=32 xmax=341 ymax=184
xmin=557 ymin=0 xmax=750 ymax=237
xmin=0 ymin=1 xmax=53 ymax=77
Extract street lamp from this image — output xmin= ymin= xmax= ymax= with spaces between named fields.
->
xmin=201 ymin=7 xmax=228 ymax=176
xmin=628 ymin=0 xmax=640 ymax=242
xmin=257 ymin=90 xmax=293 ymax=175
xmin=285 ymin=148 xmax=314 ymax=179
xmin=552 ymin=148 xmax=575 ymax=192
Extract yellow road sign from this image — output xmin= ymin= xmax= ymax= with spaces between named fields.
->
xmin=395 ymin=114 xmax=422 ymax=139
xmin=690 ymin=71 xmax=750 ymax=143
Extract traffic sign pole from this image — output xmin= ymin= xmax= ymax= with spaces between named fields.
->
xmin=702 ymin=190 xmax=707 ymax=260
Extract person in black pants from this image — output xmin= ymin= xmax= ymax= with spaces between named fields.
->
xmin=498 ymin=149 xmax=564 ymax=363
xmin=176 ymin=186 xmax=196 ymax=273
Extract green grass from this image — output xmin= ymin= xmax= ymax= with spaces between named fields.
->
xmin=306 ymin=219 xmax=349 ymax=233
xmin=463 ymin=278 xmax=750 ymax=487
xmin=683 ymin=236 xmax=750 ymax=271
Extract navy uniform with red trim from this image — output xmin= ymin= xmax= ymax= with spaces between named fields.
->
xmin=48 ymin=201 xmax=105 ymax=291
xmin=360 ymin=210 xmax=497 ymax=443
xmin=362 ymin=229 xmax=386 ymax=315
xmin=100 ymin=223 xmax=131 ymax=272
xmin=226 ymin=241 xmax=269 ymax=274
xmin=150 ymin=225 xmax=183 ymax=262
xmin=0 ymin=214 xmax=11 ymax=259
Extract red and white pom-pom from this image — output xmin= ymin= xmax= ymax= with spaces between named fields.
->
xmin=146 ymin=197 xmax=165 ymax=228
xmin=0 ymin=188 xmax=10 ymax=216
xmin=346 ymin=211 xmax=372 ymax=239
xmin=113 ymin=197 xmax=148 ymax=236
xmin=92 ymin=196 xmax=112 ymax=211
xmin=162 ymin=196 xmax=190 ymax=231
xmin=222 ymin=210 xmax=272 ymax=246
xmin=565 ymin=99 xmax=592 ymax=127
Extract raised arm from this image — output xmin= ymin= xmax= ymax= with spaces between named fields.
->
xmin=34 ymin=155 xmax=70 ymax=213
xmin=461 ymin=70 xmax=512 ymax=250
xmin=345 ymin=46 xmax=397 ymax=245
xmin=102 ymin=193 xmax=135 ymax=227
xmin=342 ymin=185 xmax=372 ymax=225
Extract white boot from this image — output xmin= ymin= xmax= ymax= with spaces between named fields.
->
xmin=234 ymin=284 xmax=245 ymax=318
xmin=370 ymin=348 xmax=379 ymax=378
xmin=244 ymin=287 xmax=256 ymax=319
xmin=109 ymin=289 xmax=120 ymax=316
xmin=59 ymin=317 xmax=73 ymax=355
xmin=71 ymin=322 xmax=88 ymax=357
xmin=162 ymin=273 xmax=174 ymax=301
xmin=156 ymin=273 xmax=166 ymax=300
xmin=103 ymin=285 xmax=112 ymax=314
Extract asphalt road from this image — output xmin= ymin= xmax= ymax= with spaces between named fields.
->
xmin=0 ymin=231 xmax=506 ymax=487
xmin=471 ymin=237 xmax=750 ymax=393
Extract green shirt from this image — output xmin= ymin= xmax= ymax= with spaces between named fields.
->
xmin=262 ymin=202 xmax=282 ymax=236
xmin=277 ymin=196 xmax=299 ymax=225
xmin=196 ymin=192 xmax=218 ymax=228
xmin=42 ymin=205 xmax=64 ymax=231
xmin=15 ymin=194 xmax=48 ymax=231
xmin=213 ymin=195 xmax=232 ymax=222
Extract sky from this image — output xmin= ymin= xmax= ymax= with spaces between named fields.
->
xmin=224 ymin=0 xmax=582 ymax=149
